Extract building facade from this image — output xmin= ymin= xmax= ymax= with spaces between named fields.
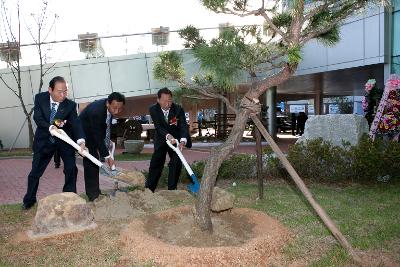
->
xmin=0 ymin=4 xmax=398 ymax=148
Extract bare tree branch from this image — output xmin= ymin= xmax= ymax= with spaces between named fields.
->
xmin=0 ymin=74 xmax=18 ymax=97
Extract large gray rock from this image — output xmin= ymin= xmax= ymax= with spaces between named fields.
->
xmin=28 ymin=193 xmax=96 ymax=239
xmin=124 ymin=140 xmax=144 ymax=154
xmin=211 ymin=187 xmax=234 ymax=212
xmin=297 ymin=114 xmax=369 ymax=147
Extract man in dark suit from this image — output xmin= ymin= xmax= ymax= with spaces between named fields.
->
xmin=146 ymin=87 xmax=191 ymax=192
xmin=22 ymin=76 xmax=86 ymax=210
xmin=79 ymin=92 xmax=125 ymax=201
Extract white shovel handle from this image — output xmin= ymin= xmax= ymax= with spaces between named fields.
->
xmin=50 ymin=127 xmax=103 ymax=168
xmin=166 ymin=140 xmax=194 ymax=176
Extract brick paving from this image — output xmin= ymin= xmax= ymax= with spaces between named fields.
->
xmin=0 ymin=135 xmax=297 ymax=204
xmin=0 ymin=159 xmax=115 ymax=205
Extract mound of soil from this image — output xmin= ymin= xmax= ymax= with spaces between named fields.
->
xmin=120 ymin=206 xmax=292 ymax=266
xmin=146 ymin=209 xmax=254 ymax=247
xmin=93 ymin=189 xmax=193 ymax=221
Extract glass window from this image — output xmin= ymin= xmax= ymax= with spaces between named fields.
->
xmin=393 ymin=0 xmax=400 ymax=12
xmin=392 ymin=56 xmax=400 ymax=74
xmin=393 ymin=11 xmax=400 ymax=57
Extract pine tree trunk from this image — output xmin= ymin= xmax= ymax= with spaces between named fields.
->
xmin=194 ymin=107 xmax=250 ymax=232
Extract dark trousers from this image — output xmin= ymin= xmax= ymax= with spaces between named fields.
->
xmin=23 ymin=142 xmax=78 ymax=206
xmin=54 ymin=148 xmax=61 ymax=167
xmin=83 ymin=143 xmax=101 ymax=201
xmin=146 ymin=145 xmax=182 ymax=192
xmin=297 ymin=124 xmax=305 ymax=135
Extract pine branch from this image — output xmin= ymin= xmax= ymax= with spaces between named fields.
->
xmin=260 ymin=11 xmax=290 ymax=44
xmin=300 ymin=1 xmax=365 ymax=44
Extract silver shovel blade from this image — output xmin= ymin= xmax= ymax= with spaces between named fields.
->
xmin=100 ymin=165 xmax=114 ymax=177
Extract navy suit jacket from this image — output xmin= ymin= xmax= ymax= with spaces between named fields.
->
xmin=79 ymin=99 xmax=109 ymax=158
xmin=32 ymin=92 xmax=84 ymax=153
xmin=150 ymin=102 xmax=191 ymax=150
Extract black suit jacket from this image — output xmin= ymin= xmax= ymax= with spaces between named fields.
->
xmin=79 ymin=99 xmax=109 ymax=158
xmin=150 ymin=102 xmax=191 ymax=149
xmin=32 ymin=92 xmax=84 ymax=153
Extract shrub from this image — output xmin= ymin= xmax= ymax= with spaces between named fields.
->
xmin=264 ymin=136 xmax=400 ymax=183
xmin=142 ymin=153 xmax=257 ymax=188
xmin=189 ymin=154 xmax=257 ymax=181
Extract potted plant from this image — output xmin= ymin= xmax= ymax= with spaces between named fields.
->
xmin=123 ymin=120 xmax=144 ymax=154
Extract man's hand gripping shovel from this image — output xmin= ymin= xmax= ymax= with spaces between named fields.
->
xmin=166 ymin=139 xmax=200 ymax=194
xmin=49 ymin=127 xmax=115 ymax=177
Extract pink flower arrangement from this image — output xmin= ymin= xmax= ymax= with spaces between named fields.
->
xmin=377 ymin=75 xmax=400 ymax=135
xmin=364 ymin=79 xmax=376 ymax=93
xmin=362 ymin=96 xmax=368 ymax=112
xmin=386 ymin=75 xmax=400 ymax=90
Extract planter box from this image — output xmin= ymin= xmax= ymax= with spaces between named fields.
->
xmin=124 ymin=140 xmax=144 ymax=154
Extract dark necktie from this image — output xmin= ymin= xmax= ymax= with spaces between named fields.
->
xmin=50 ymin=103 xmax=57 ymax=124
xmin=104 ymin=112 xmax=111 ymax=149
xmin=49 ymin=103 xmax=57 ymax=143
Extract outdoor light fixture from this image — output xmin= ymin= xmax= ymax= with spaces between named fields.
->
xmin=78 ymin=32 xmax=105 ymax=59
xmin=151 ymin=26 xmax=169 ymax=46
xmin=0 ymin=42 xmax=21 ymax=65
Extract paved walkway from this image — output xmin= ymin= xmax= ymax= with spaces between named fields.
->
xmin=0 ymin=135 xmax=297 ymax=204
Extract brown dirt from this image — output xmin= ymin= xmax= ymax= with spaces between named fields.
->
xmin=120 ymin=205 xmax=292 ymax=266
xmin=92 ymin=189 xmax=192 ymax=221
xmin=145 ymin=209 xmax=254 ymax=247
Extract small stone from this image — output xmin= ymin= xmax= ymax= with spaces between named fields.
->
xmin=211 ymin=187 xmax=234 ymax=212
xmin=115 ymin=170 xmax=145 ymax=187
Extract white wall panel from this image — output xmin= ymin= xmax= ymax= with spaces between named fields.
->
xmin=70 ymin=61 xmax=112 ymax=99
xmin=109 ymin=57 xmax=149 ymax=94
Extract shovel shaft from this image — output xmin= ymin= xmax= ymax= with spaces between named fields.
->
xmin=50 ymin=128 xmax=103 ymax=168
xmin=166 ymin=140 xmax=193 ymax=176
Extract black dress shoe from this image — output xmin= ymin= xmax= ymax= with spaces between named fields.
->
xmin=22 ymin=202 xmax=35 ymax=210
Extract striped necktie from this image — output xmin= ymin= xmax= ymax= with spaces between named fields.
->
xmin=104 ymin=112 xmax=111 ymax=149
xmin=49 ymin=103 xmax=57 ymax=143
xmin=50 ymin=103 xmax=57 ymax=124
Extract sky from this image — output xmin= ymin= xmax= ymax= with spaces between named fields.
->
xmin=0 ymin=0 xmax=264 ymax=66
xmin=52 ymin=0 xmax=262 ymax=39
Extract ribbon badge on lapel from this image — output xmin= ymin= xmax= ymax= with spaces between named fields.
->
xmin=169 ymin=116 xmax=178 ymax=126
xmin=54 ymin=119 xmax=67 ymax=128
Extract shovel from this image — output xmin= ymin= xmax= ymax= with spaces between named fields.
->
xmin=166 ymin=139 xmax=200 ymax=194
xmin=49 ymin=127 xmax=115 ymax=177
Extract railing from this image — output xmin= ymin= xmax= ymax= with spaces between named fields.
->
xmin=0 ymin=25 xmax=263 ymax=69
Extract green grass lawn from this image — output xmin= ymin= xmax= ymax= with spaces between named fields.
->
xmin=0 ymin=181 xmax=399 ymax=266
xmin=114 ymin=153 xmax=152 ymax=161
xmin=0 ymin=149 xmax=32 ymax=157
xmin=229 ymin=181 xmax=400 ymax=266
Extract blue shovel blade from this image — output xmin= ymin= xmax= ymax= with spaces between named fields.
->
xmin=187 ymin=174 xmax=200 ymax=194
